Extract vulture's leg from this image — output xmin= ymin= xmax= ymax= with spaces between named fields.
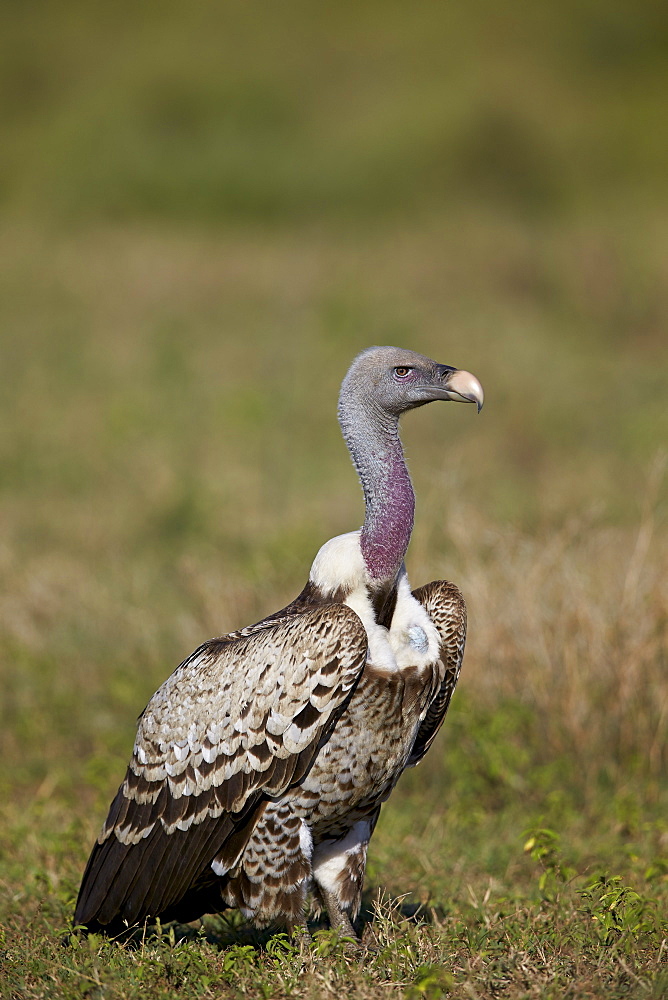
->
xmin=311 ymin=820 xmax=375 ymax=942
xmin=318 ymin=886 xmax=359 ymax=940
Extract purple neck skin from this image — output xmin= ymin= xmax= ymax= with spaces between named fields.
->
xmin=359 ymin=440 xmax=414 ymax=581
xmin=339 ymin=400 xmax=415 ymax=583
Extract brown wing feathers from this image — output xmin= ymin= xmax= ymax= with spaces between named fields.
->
xmin=74 ymin=603 xmax=367 ymax=932
xmin=408 ymin=580 xmax=467 ymax=767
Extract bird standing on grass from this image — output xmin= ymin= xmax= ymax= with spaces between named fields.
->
xmin=75 ymin=346 xmax=483 ymax=941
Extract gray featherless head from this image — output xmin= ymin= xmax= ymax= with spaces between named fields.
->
xmin=338 ymin=346 xmax=484 ymax=419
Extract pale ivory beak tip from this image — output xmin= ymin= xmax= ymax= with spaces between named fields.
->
xmin=446 ymin=369 xmax=484 ymax=412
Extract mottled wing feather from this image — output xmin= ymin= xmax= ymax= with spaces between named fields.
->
xmin=75 ymin=603 xmax=367 ymax=931
xmin=408 ymin=580 xmax=467 ymax=767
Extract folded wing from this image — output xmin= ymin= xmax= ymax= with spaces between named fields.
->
xmin=74 ymin=602 xmax=367 ymax=931
xmin=408 ymin=581 xmax=467 ymax=767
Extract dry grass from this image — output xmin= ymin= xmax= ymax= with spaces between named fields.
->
xmin=453 ymin=473 xmax=668 ymax=782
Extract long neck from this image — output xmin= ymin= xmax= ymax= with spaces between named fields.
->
xmin=338 ymin=395 xmax=415 ymax=582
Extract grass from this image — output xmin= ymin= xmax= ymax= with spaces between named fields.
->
xmin=1 ymin=1 xmax=667 ymax=997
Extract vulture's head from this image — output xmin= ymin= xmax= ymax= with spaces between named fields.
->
xmin=339 ymin=346 xmax=484 ymax=419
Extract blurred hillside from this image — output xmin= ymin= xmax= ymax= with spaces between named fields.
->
xmin=2 ymin=0 xmax=667 ymax=225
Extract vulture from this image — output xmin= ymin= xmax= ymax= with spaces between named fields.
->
xmin=75 ymin=346 xmax=483 ymax=941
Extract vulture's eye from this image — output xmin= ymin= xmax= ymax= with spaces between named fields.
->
xmin=394 ymin=367 xmax=412 ymax=379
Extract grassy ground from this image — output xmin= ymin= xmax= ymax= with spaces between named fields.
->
xmin=1 ymin=2 xmax=667 ymax=997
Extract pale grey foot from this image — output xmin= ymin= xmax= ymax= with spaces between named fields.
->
xmin=319 ymin=886 xmax=360 ymax=942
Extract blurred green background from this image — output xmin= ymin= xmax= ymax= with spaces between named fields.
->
xmin=1 ymin=0 xmax=666 ymax=802
xmin=0 ymin=1 xmax=666 ymax=984
xmin=3 ymin=0 xmax=668 ymax=225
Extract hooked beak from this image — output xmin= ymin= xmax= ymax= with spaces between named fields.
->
xmin=417 ymin=367 xmax=484 ymax=411
xmin=442 ymin=368 xmax=484 ymax=412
